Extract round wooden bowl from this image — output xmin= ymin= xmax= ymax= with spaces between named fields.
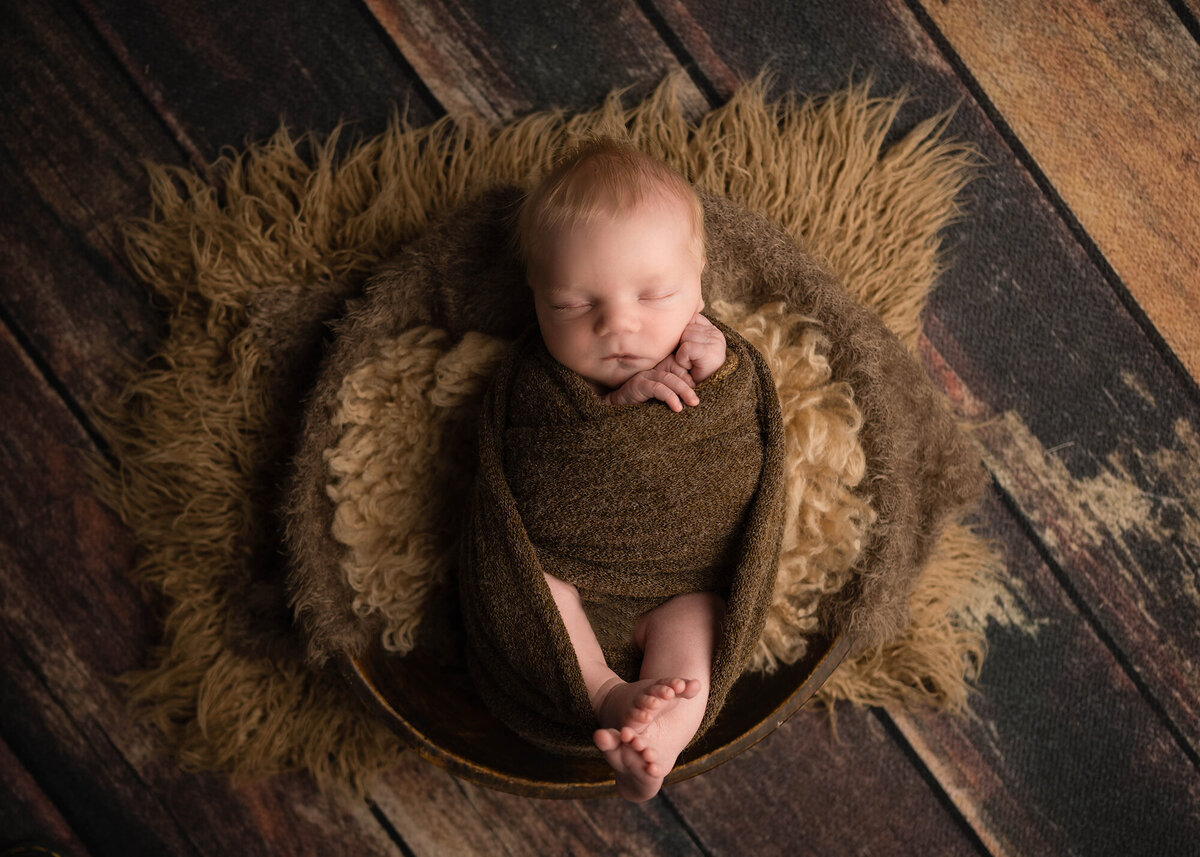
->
xmin=340 ymin=631 xmax=853 ymax=798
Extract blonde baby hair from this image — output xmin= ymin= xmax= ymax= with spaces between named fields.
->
xmin=517 ymin=136 xmax=706 ymax=273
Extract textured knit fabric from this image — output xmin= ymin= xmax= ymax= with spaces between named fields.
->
xmin=459 ymin=319 xmax=787 ymax=754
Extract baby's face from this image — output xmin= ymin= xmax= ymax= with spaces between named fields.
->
xmin=527 ymin=193 xmax=704 ymax=391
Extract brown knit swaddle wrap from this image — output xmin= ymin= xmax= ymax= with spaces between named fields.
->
xmin=460 ymin=317 xmax=787 ymax=756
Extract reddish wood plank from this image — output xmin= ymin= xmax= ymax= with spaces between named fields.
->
xmin=0 ymin=326 xmax=402 ymax=856
xmin=666 ymin=706 xmax=980 ymax=855
xmin=362 ymin=0 xmax=709 ymax=120
xmin=892 ymin=489 xmax=1200 ymax=857
xmin=917 ymin=0 xmax=1200 ymax=383
xmin=0 ymin=735 xmax=93 ymax=856
xmin=644 ymin=0 xmax=741 ymax=98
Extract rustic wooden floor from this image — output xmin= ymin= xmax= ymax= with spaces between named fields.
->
xmin=3 ymin=1 xmax=1199 ymax=854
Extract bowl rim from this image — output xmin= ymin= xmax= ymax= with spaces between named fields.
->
xmin=340 ymin=630 xmax=854 ymax=799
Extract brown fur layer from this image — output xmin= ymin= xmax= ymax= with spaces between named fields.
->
xmin=91 ymin=76 xmax=999 ymax=789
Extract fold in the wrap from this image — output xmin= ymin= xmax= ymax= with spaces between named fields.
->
xmin=459 ymin=316 xmax=786 ymax=755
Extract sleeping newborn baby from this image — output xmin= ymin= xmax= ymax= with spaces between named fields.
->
xmin=460 ymin=138 xmax=786 ymax=802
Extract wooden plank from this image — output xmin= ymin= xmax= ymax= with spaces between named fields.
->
xmin=362 ymin=0 xmax=709 ymax=120
xmin=925 ymin=317 xmax=1200 ymax=754
xmin=0 ymin=0 xmax=176 ymax=400
xmin=891 ymin=488 xmax=1200 ymax=857
xmin=666 ymin=706 xmax=981 ymax=855
xmin=916 ymin=0 xmax=1200 ymax=383
xmin=0 ymin=735 xmax=93 ymax=857
xmin=0 ymin=326 xmax=403 ymax=856
xmin=1183 ymin=1 xmax=1200 ymax=28
xmin=76 ymin=0 xmax=439 ymax=157
xmin=370 ymin=754 xmax=706 ymax=856
xmin=676 ymin=0 xmax=1200 ymax=756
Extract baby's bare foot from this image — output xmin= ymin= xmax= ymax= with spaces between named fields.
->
xmin=592 ymin=676 xmax=706 ymax=802
xmin=593 ymin=728 xmax=663 ymax=802
xmin=595 ymin=676 xmax=700 ymax=739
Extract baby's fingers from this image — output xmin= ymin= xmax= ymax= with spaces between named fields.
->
xmin=646 ymin=371 xmax=699 ymax=411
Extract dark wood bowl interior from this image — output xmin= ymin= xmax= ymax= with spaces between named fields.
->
xmin=341 ymin=631 xmax=852 ymax=798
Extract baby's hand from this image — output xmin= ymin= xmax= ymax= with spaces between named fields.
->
xmin=605 ymin=367 xmax=700 ymax=412
xmin=672 ymin=314 xmax=726 ymax=383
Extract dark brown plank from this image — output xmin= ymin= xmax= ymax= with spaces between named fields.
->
xmin=917 ymin=0 xmax=1200 ymax=383
xmin=891 ymin=487 xmax=1200 ymax=857
xmin=0 ymin=0 xmax=176 ymax=400
xmin=371 ymin=755 xmax=707 ymax=856
xmin=1184 ymin=0 xmax=1200 ymax=28
xmin=76 ymin=0 xmax=439 ymax=157
xmin=362 ymin=0 xmax=709 ymax=120
xmin=0 ymin=735 xmax=93 ymax=856
xmin=0 ymin=325 xmax=401 ymax=856
xmin=675 ymin=0 xmax=1200 ymax=757
xmin=666 ymin=707 xmax=981 ymax=855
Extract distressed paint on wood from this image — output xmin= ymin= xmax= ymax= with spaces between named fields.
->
xmin=917 ymin=0 xmax=1200 ymax=383
xmin=890 ymin=490 xmax=1200 ymax=857
xmin=923 ymin=319 xmax=1200 ymax=755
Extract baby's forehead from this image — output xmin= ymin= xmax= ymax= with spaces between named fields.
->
xmin=545 ymin=186 xmax=698 ymax=240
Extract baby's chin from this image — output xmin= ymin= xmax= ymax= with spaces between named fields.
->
xmin=582 ymin=362 xmax=646 ymax=392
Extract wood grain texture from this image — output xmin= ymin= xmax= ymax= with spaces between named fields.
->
xmin=924 ymin=318 xmax=1200 ymax=756
xmin=0 ymin=735 xmax=93 ymax=856
xmin=917 ymin=0 xmax=1200 ymax=382
xmin=0 ymin=327 xmax=401 ymax=856
xmin=0 ymin=0 xmax=174 ymax=400
xmin=891 ymin=489 xmax=1200 ymax=857
xmin=666 ymin=707 xmax=981 ymax=856
xmin=679 ymin=0 xmax=1200 ymax=751
xmin=362 ymin=0 xmax=710 ymax=120
xmin=76 ymin=0 xmax=437 ymax=158
xmin=370 ymin=755 xmax=705 ymax=857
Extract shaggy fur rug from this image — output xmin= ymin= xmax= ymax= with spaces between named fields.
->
xmin=95 ymin=76 xmax=1001 ymax=792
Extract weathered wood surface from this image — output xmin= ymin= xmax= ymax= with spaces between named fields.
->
xmin=916 ymin=0 xmax=1200 ymax=384
xmin=3 ymin=0 xmax=1199 ymax=854
xmin=891 ymin=488 xmax=1200 ymax=857
xmin=76 ymin=0 xmax=438 ymax=162
xmin=362 ymin=0 xmax=710 ymax=119
xmin=0 ymin=326 xmax=406 ymax=856
xmin=0 ymin=0 xmax=173 ymax=401
xmin=666 ymin=707 xmax=983 ymax=856
xmin=0 ymin=735 xmax=93 ymax=856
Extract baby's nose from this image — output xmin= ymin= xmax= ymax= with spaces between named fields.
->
xmin=596 ymin=302 xmax=640 ymax=334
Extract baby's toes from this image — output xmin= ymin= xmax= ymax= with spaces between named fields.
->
xmin=649 ymin=681 xmax=679 ymax=700
xmin=645 ymin=758 xmax=669 ymax=778
xmin=593 ymin=728 xmax=622 ymax=753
